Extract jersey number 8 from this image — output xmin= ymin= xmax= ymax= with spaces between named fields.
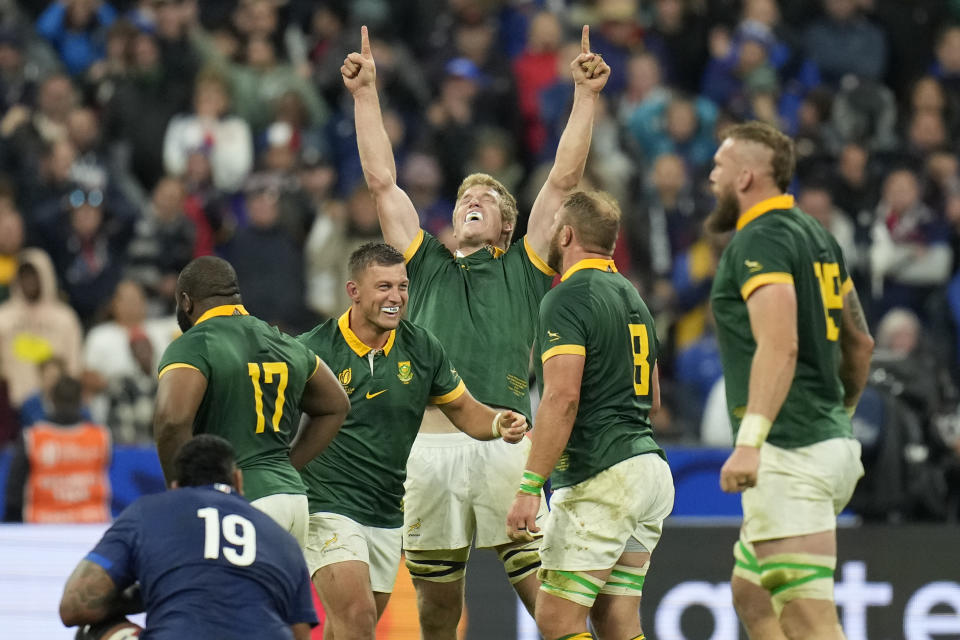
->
xmin=247 ymin=362 xmax=289 ymax=433
xmin=629 ymin=324 xmax=651 ymax=396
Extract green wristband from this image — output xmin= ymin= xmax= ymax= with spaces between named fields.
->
xmin=518 ymin=470 xmax=546 ymax=496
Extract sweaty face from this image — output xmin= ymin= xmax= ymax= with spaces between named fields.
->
xmin=706 ymin=139 xmax=743 ymax=233
xmin=352 ymin=263 xmax=409 ymax=333
xmin=453 ymin=185 xmax=506 ymax=249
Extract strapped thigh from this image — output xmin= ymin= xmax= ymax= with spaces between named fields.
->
xmin=497 ymin=536 xmax=542 ymax=584
xmin=758 ymin=552 xmax=837 ymax=615
xmin=538 ymin=568 xmax=605 ymax=608
xmin=404 ymin=547 xmax=470 ymax=583
xmin=598 ymin=560 xmax=649 ymax=597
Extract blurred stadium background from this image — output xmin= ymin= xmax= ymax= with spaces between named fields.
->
xmin=0 ymin=0 xmax=958 ymax=638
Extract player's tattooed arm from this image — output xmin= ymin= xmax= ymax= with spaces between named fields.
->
xmin=59 ymin=560 xmax=134 ymax=626
xmin=839 ymin=284 xmax=874 ymax=409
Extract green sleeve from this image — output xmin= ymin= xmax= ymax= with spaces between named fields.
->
xmin=537 ymin=288 xmax=588 ymax=364
xmin=403 ymin=230 xmax=453 ymax=285
xmin=157 ymin=330 xmax=211 ymax=379
xmin=424 ymin=331 xmax=465 ymax=404
xmin=730 ymin=224 xmax=798 ymax=301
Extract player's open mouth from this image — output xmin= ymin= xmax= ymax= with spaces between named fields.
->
xmin=465 ymin=210 xmax=483 ymax=224
xmin=381 ymin=306 xmax=400 ymax=314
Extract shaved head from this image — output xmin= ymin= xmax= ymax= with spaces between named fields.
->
xmin=175 ymin=256 xmax=242 ymax=331
xmin=177 ymin=256 xmax=241 ymax=302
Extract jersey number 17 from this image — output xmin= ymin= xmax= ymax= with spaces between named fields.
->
xmin=247 ymin=362 xmax=289 ymax=433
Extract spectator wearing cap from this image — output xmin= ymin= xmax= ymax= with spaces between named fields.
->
xmin=701 ymin=20 xmax=779 ymax=118
xmin=585 ymin=0 xmax=642 ymax=96
xmin=803 ymin=0 xmax=887 ymax=86
xmin=36 ymin=0 xmax=118 ymax=76
xmin=162 ymin=68 xmax=253 ymax=193
xmin=0 ymin=248 xmax=83 ymax=410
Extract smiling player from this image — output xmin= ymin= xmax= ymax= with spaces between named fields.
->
xmin=297 ymin=242 xmax=528 ymax=640
xmin=341 ymin=25 xmax=610 ymax=634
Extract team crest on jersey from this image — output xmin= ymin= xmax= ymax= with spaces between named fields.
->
xmin=407 ymin=518 xmax=422 ymax=537
xmin=398 ymin=361 xmax=413 ymax=383
xmin=547 ymin=330 xmax=561 ymax=342
xmin=744 ymin=259 xmax=763 ymax=273
xmin=338 ymin=368 xmax=355 ymax=394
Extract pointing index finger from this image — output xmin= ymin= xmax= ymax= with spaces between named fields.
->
xmin=581 ymin=25 xmax=590 ymax=54
xmin=361 ymin=25 xmax=371 ymax=56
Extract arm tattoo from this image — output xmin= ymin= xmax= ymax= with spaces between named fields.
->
xmin=62 ymin=560 xmax=122 ymax=623
xmin=845 ymin=288 xmax=870 ymax=335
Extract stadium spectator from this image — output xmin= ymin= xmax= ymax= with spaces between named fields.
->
xmin=18 ymin=356 xmax=90 ymax=428
xmin=870 ymin=168 xmax=953 ymax=319
xmin=162 ymin=68 xmax=253 ymax=193
xmin=0 ymin=200 xmax=24 ymax=303
xmin=36 ymin=0 xmax=118 ymax=76
xmin=104 ymin=28 xmax=190 ymax=190
xmin=513 ymin=10 xmax=562 ymax=158
xmin=125 ymin=176 xmax=195 ymax=312
xmin=0 ymin=248 xmax=82 ymax=409
xmin=803 ymin=0 xmax=887 ymax=85
xmin=3 ymin=375 xmax=110 ymax=523
xmin=83 ymin=279 xmax=176 ymax=425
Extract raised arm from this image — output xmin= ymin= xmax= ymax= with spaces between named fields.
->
xmin=526 ymin=26 xmax=610 ymax=258
xmin=154 ymin=367 xmax=207 ymax=486
xmin=342 ymin=26 xmax=420 ymax=251
xmin=289 ymin=358 xmax=351 ymax=470
xmin=436 ymin=389 xmax=527 ymax=443
xmin=838 ymin=283 xmax=874 ymax=412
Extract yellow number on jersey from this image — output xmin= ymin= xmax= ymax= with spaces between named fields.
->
xmin=247 ymin=362 xmax=289 ymax=433
xmin=813 ymin=262 xmax=842 ymax=341
xmin=629 ymin=324 xmax=650 ymax=396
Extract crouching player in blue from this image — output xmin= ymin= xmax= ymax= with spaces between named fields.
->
xmin=59 ymin=435 xmax=317 ymax=639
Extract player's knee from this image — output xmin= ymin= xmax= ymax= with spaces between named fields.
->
xmin=497 ymin=537 xmax=542 ymax=585
xmin=338 ymin=599 xmax=378 ymax=633
xmin=757 ymin=552 xmax=836 ymax=618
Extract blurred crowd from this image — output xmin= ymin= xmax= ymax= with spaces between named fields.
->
xmin=1 ymin=0 xmax=960 ymax=521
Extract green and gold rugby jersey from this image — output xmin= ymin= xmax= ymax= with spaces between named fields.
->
xmin=403 ymin=230 xmax=555 ymax=420
xmin=297 ymin=311 xmax=465 ymax=528
xmin=157 ymin=305 xmax=321 ymax=502
xmin=535 ymin=259 xmax=664 ymax=488
xmin=710 ymin=194 xmax=853 ymax=449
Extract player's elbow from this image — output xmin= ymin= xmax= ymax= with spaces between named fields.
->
xmin=546 ymin=166 xmax=581 ymax=193
xmin=59 ymin=594 xmax=84 ymax=627
xmin=364 ymin=169 xmax=397 ymax=195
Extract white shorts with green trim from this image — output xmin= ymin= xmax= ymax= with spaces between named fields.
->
xmin=741 ymin=437 xmax=863 ymax=543
xmin=303 ymin=512 xmax=402 ymax=593
xmin=403 ymin=432 xmax=547 ymax=550
xmin=539 ymin=453 xmax=674 ymax=572
xmin=250 ymin=493 xmax=309 ymax=548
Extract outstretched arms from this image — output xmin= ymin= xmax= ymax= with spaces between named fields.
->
xmin=526 ymin=26 xmax=611 ymax=258
xmin=342 ymin=26 xmax=421 ymax=252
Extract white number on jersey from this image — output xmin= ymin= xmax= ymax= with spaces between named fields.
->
xmin=196 ymin=507 xmax=257 ymax=566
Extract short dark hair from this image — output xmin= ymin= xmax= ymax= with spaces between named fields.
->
xmin=722 ymin=121 xmax=796 ymax=192
xmin=561 ymin=190 xmax=622 ymax=255
xmin=177 ymin=256 xmax=241 ymax=304
xmin=348 ymin=242 xmax=405 ymax=280
xmin=174 ymin=435 xmax=237 ymax=488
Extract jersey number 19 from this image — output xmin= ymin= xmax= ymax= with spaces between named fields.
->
xmin=197 ymin=507 xmax=256 ymax=566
